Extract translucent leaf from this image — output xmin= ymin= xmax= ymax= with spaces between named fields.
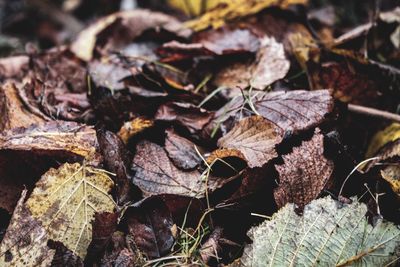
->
xmin=241 ymin=196 xmax=400 ymax=266
xmin=26 ymin=163 xmax=116 ymax=259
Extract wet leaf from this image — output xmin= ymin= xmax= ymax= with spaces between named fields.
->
xmin=214 ymin=36 xmax=290 ymax=89
xmin=241 ymin=196 xmax=400 ymax=266
xmin=0 ymin=190 xmax=55 ymax=267
xmin=26 ymin=163 xmax=115 ymax=259
xmin=0 ymin=83 xmax=46 ymax=132
xmin=218 ymin=116 xmax=283 ymax=168
xmin=186 ymin=0 xmax=308 ymax=31
xmin=132 ymin=141 xmax=226 ymax=197
xmin=165 ymin=129 xmax=202 ymax=170
xmin=0 ymin=121 xmax=102 ymax=166
xmin=274 ymin=130 xmax=334 ymax=209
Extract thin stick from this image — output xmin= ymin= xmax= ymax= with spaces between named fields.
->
xmin=348 ymin=104 xmax=400 ymax=123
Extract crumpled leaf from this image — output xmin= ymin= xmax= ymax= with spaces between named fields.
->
xmin=0 ymin=190 xmax=55 ymax=267
xmin=26 ymin=163 xmax=115 ymax=259
xmin=186 ymin=0 xmax=308 ymax=31
xmin=0 ymin=82 xmax=46 ymax=132
xmin=381 ymin=165 xmax=400 ymax=197
xmin=155 ymin=102 xmax=215 ymax=134
xmin=71 ymin=10 xmax=192 ymax=61
xmin=212 ymin=89 xmax=333 ymax=135
xmin=165 ymin=129 xmax=202 ymax=170
xmin=131 ymin=141 xmax=226 ymax=197
xmin=0 ymin=121 xmax=102 ymax=166
xmin=217 ymin=116 xmax=283 ymax=168
xmin=241 ymin=196 xmax=400 ymax=266
xmin=118 ymin=118 xmax=154 ymax=144
xmin=214 ymin=36 xmax=290 ymax=89
xmin=274 ymin=130 xmax=333 ymax=209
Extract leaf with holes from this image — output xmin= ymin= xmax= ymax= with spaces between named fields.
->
xmin=25 ymin=163 xmax=115 ymax=259
xmin=241 ymin=196 xmax=400 ymax=266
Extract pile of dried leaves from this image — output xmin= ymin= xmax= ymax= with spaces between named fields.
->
xmin=1 ymin=0 xmax=400 ymax=266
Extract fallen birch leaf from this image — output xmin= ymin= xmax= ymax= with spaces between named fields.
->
xmin=241 ymin=196 xmax=400 ymax=266
xmin=26 ymin=163 xmax=115 ymax=259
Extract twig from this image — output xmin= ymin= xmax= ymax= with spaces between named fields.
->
xmin=348 ymin=104 xmax=400 ymax=123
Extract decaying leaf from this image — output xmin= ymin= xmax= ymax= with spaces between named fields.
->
xmin=0 ymin=190 xmax=55 ymax=267
xmin=274 ymin=130 xmax=334 ymax=209
xmin=165 ymin=129 xmax=202 ymax=170
xmin=26 ymin=163 xmax=116 ymax=259
xmin=241 ymin=196 xmax=400 ymax=266
xmin=218 ymin=116 xmax=283 ymax=168
xmin=132 ymin=141 xmax=226 ymax=197
xmin=0 ymin=83 xmax=46 ymax=132
xmin=381 ymin=165 xmax=400 ymax=197
xmin=213 ymin=89 xmax=333 ymax=135
xmin=118 ymin=117 xmax=154 ymax=144
xmin=71 ymin=10 xmax=192 ymax=61
xmin=186 ymin=0 xmax=308 ymax=31
xmin=0 ymin=121 xmax=102 ymax=166
xmin=214 ymin=36 xmax=290 ymax=89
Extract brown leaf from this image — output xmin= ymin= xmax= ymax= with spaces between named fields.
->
xmin=124 ymin=197 xmax=175 ymax=259
xmin=217 ymin=116 xmax=283 ymax=168
xmin=214 ymin=36 xmax=290 ymax=89
xmin=97 ymin=129 xmax=136 ymax=204
xmin=274 ymin=130 xmax=334 ymax=209
xmin=155 ymin=102 xmax=215 ymax=135
xmin=0 ymin=121 xmax=102 ymax=166
xmin=132 ymin=141 xmax=225 ymax=197
xmin=165 ymin=129 xmax=202 ymax=170
xmin=0 ymin=83 xmax=46 ymax=132
xmin=0 ymin=190 xmax=55 ymax=266
xmin=212 ymin=89 xmax=333 ymax=135
xmin=200 ymin=227 xmax=223 ymax=264
xmin=71 ymin=10 xmax=191 ymax=61
xmin=118 ymin=117 xmax=155 ymax=144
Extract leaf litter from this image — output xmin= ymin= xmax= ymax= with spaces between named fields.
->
xmin=0 ymin=0 xmax=399 ymax=266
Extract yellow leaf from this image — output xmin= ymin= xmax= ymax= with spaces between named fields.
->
xmin=366 ymin=123 xmax=400 ymax=158
xmin=26 ymin=163 xmax=115 ymax=259
xmin=167 ymin=0 xmax=221 ymax=16
xmin=117 ymin=117 xmax=154 ymax=144
xmin=381 ymin=165 xmax=400 ymax=197
xmin=185 ymin=0 xmax=308 ymax=31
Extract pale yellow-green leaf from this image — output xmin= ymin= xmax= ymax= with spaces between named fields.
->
xmin=241 ymin=196 xmax=400 ymax=266
xmin=26 ymin=163 xmax=115 ymax=259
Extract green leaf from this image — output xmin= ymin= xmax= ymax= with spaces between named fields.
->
xmin=241 ymin=196 xmax=400 ymax=267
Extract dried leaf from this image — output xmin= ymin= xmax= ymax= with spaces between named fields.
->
xmin=381 ymin=165 xmax=400 ymax=197
xmin=0 ymin=83 xmax=46 ymax=132
xmin=186 ymin=0 xmax=308 ymax=31
xmin=0 ymin=190 xmax=56 ymax=267
xmin=132 ymin=141 xmax=225 ymax=197
xmin=165 ymin=129 xmax=202 ymax=170
xmin=214 ymin=36 xmax=290 ymax=89
xmin=155 ymin=102 xmax=214 ymax=134
xmin=0 ymin=121 xmax=102 ymax=166
xmin=241 ymin=196 xmax=400 ymax=266
xmin=26 ymin=163 xmax=115 ymax=259
xmin=213 ymin=89 xmax=333 ymax=135
xmin=218 ymin=116 xmax=283 ymax=168
xmin=118 ymin=118 xmax=154 ymax=144
xmin=71 ymin=10 xmax=191 ymax=61
xmin=274 ymin=130 xmax=334 ymax=209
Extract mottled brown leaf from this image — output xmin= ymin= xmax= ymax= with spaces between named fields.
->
xmin=214 ymin=37 xmax=290 ymax=89
xmin=0 ymin=121 xmax=102 ymax=166
xmin=274 ymin=130 xmax=334 ymax=209
xmin=155 ymin=102 xmax=214 ymax=134
xmin=132 ymin=141 xmax=225 ymax=197
xmin=218 ymin=116 xmax=283 ymax=167
xmin=165 ymin=129 xmax=202 ymax=170
xmin=0 ymin=83 xmax=46 ymax=132
xmin=0 ymin=190 xmax=55 ymax=267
